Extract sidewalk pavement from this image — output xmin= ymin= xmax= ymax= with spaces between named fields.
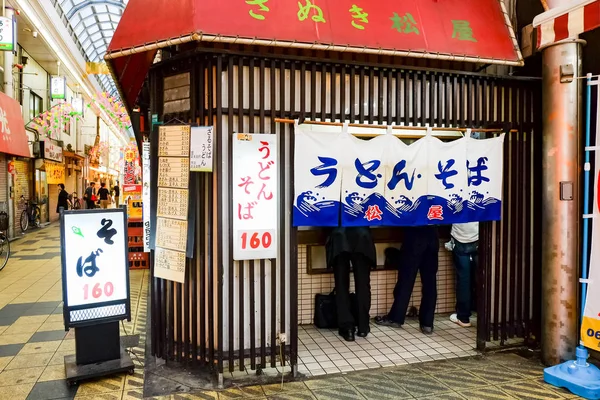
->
xmin=0 ymin=225 xmax=583 ymax=399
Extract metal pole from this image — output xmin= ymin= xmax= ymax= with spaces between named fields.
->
xmin=541 ymin=39 xmax=583 ymax=365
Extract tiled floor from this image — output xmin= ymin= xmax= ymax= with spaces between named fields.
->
xmin=0 ymin=225 xmax=148 ymax=400
xmin=0 ymin=224 xmax=588 ymax=400
xmin=152 ymin=352 xmax=587 ymax=399
xmin=297 ymin=317 xmax=477 ymax=377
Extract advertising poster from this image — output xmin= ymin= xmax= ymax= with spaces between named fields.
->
xmin=232 ymin=133 xmax=278 ymax=261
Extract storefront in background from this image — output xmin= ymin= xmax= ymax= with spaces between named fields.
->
xmin=107 ymin=0 xmax=542 ymax=385
xmin=37 ymin=138 xmax=64 ymax=223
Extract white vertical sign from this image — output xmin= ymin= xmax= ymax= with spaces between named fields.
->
xmin=232 ymin=134 xmax=278 ymax=261
xmin=190 ymin=126 xmax=213 ymax=172
xmin=51 ymin=76 xmax=66 ymax=100
xmin=0 ymin=16 xmax=15 ymax=52
xmin=142 ymin=141 xmax=151 ymax=253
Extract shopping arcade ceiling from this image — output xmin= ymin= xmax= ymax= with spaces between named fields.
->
xmin=51 ymin=0 xmax=128 ymax=98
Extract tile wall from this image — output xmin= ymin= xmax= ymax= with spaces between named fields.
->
xmin=298 ymin=242 xmax=456 ymax=325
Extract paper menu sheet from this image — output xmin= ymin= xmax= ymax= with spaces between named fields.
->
xmin=158 ymin=125 xmax=190 ymax=157
xmin=155 ymin=125 xmax=191 ymax=284
xmin=154 ymin=247 xmax=186 ymax=283
xmin=156 ymin=217 xmax=188 ymax=252
xmin=158 ymin=157 xmax=190 ymax=189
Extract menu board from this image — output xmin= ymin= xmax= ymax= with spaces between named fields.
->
xmin=154 ymin=125 xmax=191 ymax=283
xmin=190 ymin=126 xmax=213 ymax=172
xmin=156 ymin=218 xmax=188 ymax=252
xmin=159 ymin=125 xmax=190 ymax=157
xmin=154 ymin=247 xmax=186 ymax=283
xmin=157 ymin=188 xmax=189 ymax=221
xmin=158 ymin=158 xmax=189 ymax=188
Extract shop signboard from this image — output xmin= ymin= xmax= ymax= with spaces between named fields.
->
xmin=72 ymin=97 xmax=84 ymax=116
xmin=293 ymin=127 xmax=505 ymax=227
xmin=123 ymin=184 xmax=142 ymax=220
xmin=60 ymin=208 xmax=131 ymax=327
xmin=46 ymin=161 xmax=65 ymax=184
xmin=41 ymin=139 xmax=64 ymax=163
xmin=232 ymin=134 xmax=278 ymax=261
xmin=142 ymin=141 xmax=151 ymax=252
xmin=50 ymin=76 xmax=67 ymax=100
xmin=0 ymin=16 xmax=15 ymax=52
xmin=154 ymin=125 xmax=191 ymax=283
xmin=190 ymin=126 xmax=213 ymax=172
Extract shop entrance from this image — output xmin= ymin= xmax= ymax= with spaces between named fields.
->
xmin=148 ymin=49 xmax=541 ymax=380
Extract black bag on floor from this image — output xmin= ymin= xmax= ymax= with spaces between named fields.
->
xmin=314 ymin=289 xmax=357 ymax=329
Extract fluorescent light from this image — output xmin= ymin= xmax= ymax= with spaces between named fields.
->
xmin=15 ymin=0 xmax=128 ymax=141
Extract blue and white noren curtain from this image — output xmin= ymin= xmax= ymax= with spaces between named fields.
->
xmin=293 ymin=126 xmax=505 ymax=227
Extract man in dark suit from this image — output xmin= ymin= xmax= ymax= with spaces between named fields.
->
xmin=375 ymin=226 xmax=439 ymax=334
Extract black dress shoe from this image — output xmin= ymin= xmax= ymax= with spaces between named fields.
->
xmin=357 ymin=331 xmax=368 ymax=338
xmin=338 ymin=328 xmax=355 ymax=342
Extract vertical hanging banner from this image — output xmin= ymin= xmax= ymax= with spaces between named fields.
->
xmin=190 ymin=126 xmax=214 ymax=172
xmin=142 ymin=141 xmax=151 ymax=253
xmin=384 ymin=137 xmax=429 ymax=226
xmin=154 ymin=125 xmax=190 ymax=283
xmin=464 ymin=135 xmax=505 ymax=221
xmin=293 ymin=131 xmax=344 ymax=226
xmin=341 ymin=134 xmax=390 ymax=226
xmin=426 ymin=136 xmax=468 ymax=224
xmin=232 ymin=134 xmax=278 ymax=261
xmin=293 ymin=128 xmax=505 ymax=226
xmin=582 ymin=89 xmax=600 ymax=349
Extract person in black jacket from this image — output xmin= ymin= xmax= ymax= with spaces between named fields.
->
xmin=326 ymin=227 xmax=376 ymax=341
xmin=56 ymin=183 xmax=69 ymax=213
xmin=375 ymin=226 xmax=439 ymax=334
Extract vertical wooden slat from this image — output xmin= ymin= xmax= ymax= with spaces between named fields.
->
xmin=377 ymin=68 xmax=384 ymax=125
xmin=359 ymin=68 xmax=365 ymax=123
xmin=227 ymin=56 xmax=235 ymax=373
xmin=340 ymin=66 xmax=347 ymax=122
xmin=387 ymin=69 xmax=393 ymax=125
xmin=270 ymin=59 xmax=277 ymax=368
xmin=331 ymin=64 xmax=337 ymax=121
xmin=321 ymin=64 xmax=327 ymax=121
xmin=237 ymin=57 xmax=245 ymax=372
xmin=350 ymin=67 xmax=356 ymax=123
xmin=216 ymin=55 xmax=224 ymax=375
xmin=279 ymin=59 xmax=287 ymax=367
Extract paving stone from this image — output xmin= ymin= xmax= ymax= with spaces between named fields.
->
xmin=26 ymin=379 xmax=78 ymax=400
xmin=29 ymin=330 xmax=67 ymax=343
xmin=0 ymin=343 xmax=25 ymax=357
xmin=5 ymin=352 xmax=54 ymax=369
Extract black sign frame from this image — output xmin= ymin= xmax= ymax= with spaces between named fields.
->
xmin=60 ymin=207 xmax=131 ymax=329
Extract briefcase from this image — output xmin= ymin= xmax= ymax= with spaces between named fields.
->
xmin=314 ymin=289 xmax=358 ymax=329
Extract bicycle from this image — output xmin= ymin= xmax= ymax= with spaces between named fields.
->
xmin=69 ymin=192 xmax=81 ymax=210
xmin=0 ymin=211 xmax=10 ymax=271
xmin=20 ymin=195 xmax=41 ymax=233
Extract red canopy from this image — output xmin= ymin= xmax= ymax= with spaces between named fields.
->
xmin=0 ymin=91 xmax=32 ymax=158
xmin=107 ymin=0 xmax=523 ymax=110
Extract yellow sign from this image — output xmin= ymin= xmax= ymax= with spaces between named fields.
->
xmin=45 ymin=162 xmax=65 ymax=184
xmin=85 ymin=62 xmax=110 ymax=75
xmin=582 ymin=316 xmax=600 ymax=350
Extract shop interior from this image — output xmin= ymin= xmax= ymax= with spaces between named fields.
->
xmin=295 ymin=226 xmax=478 ymax=377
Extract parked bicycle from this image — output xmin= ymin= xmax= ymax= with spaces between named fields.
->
xmin=0 ymin=211 xmax=10 ymax=271
xmin=20 ymin=195 xmax=41 ymax=232
xmin=69 ymin=192 xmax=81 ymax=210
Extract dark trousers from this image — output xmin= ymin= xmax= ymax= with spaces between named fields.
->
xmin=86 ymin=200 xmax=95 ymax=210
xmin=452 ymin=240 xmax=478 ymax=323
xmin=388 ymin=233 xmax=439 ymax=328
xmin=332 ymin=252 xmax=371 ymax=333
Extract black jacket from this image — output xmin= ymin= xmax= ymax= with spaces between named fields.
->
xmin=57 ymin=189 xmax=69 ymax=213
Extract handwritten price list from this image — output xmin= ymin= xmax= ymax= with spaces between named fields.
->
xmin=156 ymin=218 xmax=188 ymax=252
xmin=158 ymin=125 xmax=190 ymax=157
xmin=155 ymin=125 xmax=191 ymax=284
xmin=157 ymin=188 xmax=188 ymax=220
xmin=158 ymin=158 xmax=190 ymax=188
xmin=155 ymin=248 xmax=186 ymax=279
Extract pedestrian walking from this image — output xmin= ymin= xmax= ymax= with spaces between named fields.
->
xmin=98 ymin=182 xmax=112 ymax=209
xmin=113 ymin=182 xmax=120 ymax=207
xmin=56 ymin=184 xmax=69 ymax=213
xmin=84 ymin=182 xmax=96 ymax=209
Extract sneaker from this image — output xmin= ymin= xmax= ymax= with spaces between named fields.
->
xmin=450 ymin=313 xmax=472 ymax=327
xmin=373 ymin=315 xmax=402 ymax=328
xmin=420 ymin=325 xmax=434 ymax=335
